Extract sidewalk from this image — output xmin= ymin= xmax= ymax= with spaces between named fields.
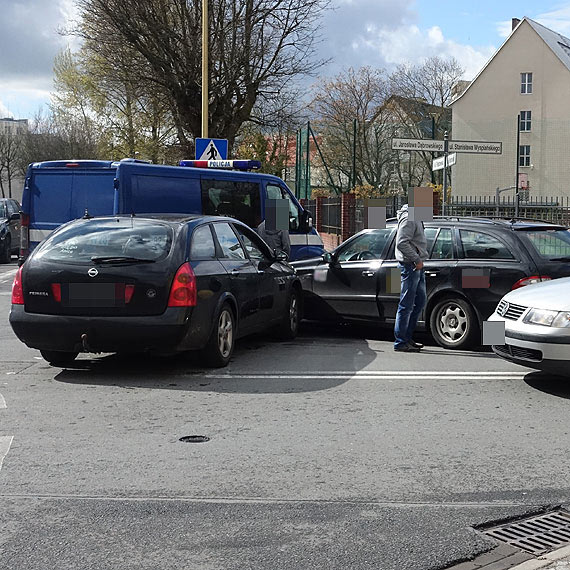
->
xmin=512 ymin=546 xmax=570 ymax=570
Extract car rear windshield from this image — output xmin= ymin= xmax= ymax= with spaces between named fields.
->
xmin=34 ymin=219 xmax=174 ymax=263
xmin=520 ymin=229 xmax=570 ymax=260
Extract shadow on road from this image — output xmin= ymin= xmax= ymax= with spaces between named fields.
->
xmin=524 ymin=371 xmax=570 ymax=399
xmin=54 ymin=323 xmax=379 ymax=394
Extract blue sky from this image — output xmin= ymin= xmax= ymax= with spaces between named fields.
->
xmin=1 ymin=0 xmax=570 ymax=120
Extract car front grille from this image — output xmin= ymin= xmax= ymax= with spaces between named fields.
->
xmin=497 ymin=300 xmax=527 ymax=320
xmin=493 ymin=343 xmax=542 ymax=362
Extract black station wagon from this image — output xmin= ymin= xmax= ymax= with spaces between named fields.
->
xmin=292 ymin=217 xmax=570 ymax=349
xmin=10 ymin=214 xmax=302 ymax=367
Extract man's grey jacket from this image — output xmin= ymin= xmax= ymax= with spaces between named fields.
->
xmin=395 ymin=204 xmax=428 ymax=264
xmin=256 ymin=220 xmax=291 ymax=258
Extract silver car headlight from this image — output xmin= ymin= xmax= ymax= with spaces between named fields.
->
xmin=523 ymin=308 xmax=558 ymax=326
xmin=523 ymin=308 xmax=570 ymax=328
xmin=552 ymin=311 xmax=570 ymax=328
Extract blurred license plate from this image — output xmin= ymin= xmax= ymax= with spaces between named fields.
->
xmin=67 ymin=283 xmax=124 ymax=307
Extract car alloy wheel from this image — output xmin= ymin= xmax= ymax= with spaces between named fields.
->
xmin=430 ymin=297 xmax=479 ymax=349
xmin=217 ymin=308 xmax=234 ymax=359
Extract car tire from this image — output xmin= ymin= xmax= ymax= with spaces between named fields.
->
xmin=275 ymin=288 xmax=300 ymax=340
xmin=429 ymin=297 xmax=479 ymax=350
xmin=202 ymin=303 xmax=235 ymax=368
xmin=0 ymin=236 xmax=10 ymax=264
xmin=40 ymin=350 xmax=79 ymax=366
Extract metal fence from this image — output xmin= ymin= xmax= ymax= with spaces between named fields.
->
xmin=321 ymin=197 xmax=342 ymax=234
xmin=448 ymin=195 xmax=570 ymax=225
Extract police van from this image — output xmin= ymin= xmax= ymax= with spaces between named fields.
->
xmin=19 ymin=158 xmax=323 ymax=262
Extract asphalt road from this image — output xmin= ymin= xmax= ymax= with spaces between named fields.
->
xmin=1 ymin=260 xmax=569 ymax=570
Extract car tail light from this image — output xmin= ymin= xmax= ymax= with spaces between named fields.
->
xmin=511 ymin=275 xmax=551 ymax=290
xmin=11 ymin=267 xmax=24 ymax=305
xmin=51 ymin=283 xmax=62 ymax=302
xmin=19 ymin=213 xmax=29 ymax=260
xmin=168 ymin=263 xmax=197 ymax=307
xmin=125 ymin=284 xmax=135 ymax=303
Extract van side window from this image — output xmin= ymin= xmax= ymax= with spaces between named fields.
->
xmin=266 ymin=184 xmax=300 ymax=231
xmin=201 ymin=179 xmax=261 ymax=228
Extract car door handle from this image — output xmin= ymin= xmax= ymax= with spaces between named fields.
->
xmin=425 ymin=271 xmax=439 ymax=277
xmin=231 ymin=269 xmax=240 ymax=275
xmin=362 ymin=270 xmax=376 ymax=277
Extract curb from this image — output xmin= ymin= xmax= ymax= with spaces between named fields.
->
xmin=510 ymin=545 xmax=570 ymax=569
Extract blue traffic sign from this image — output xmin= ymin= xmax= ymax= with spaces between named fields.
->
xmin=195 ymin=138 xmax=228 ymax=160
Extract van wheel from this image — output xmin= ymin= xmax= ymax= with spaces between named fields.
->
xmin=275 ymin=288 xmax=300 ymax=340
xmin=430 ymin=297 xmax=479 ymax=350
xmin=0 ymin=236 xmax=10 ymax=264
xmin=202 ymin=303 xmax=235 ymax=368
xmin=40 ymin=350 xmax=79 ymax=366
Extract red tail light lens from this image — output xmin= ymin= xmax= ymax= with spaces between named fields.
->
xmin=11 ymin=267 xmax=24 ymax=305
xmin=168 ymin=263 xmax=197 ymax=307
xmin=125 ymin=284 xmax=135 ymax=303
xmin=512 ymin=275 xmax=551 ymax=290
xmin=51 ymin=283 xmax=62 ymax=302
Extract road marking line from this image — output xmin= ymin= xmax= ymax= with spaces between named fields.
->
xmin=0 ymin=268 xmax=17 ymax=283
xmin=0 ymin=436 xmax=13 ymax=472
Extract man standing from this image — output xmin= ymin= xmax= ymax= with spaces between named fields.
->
xmin=394 ymin=202 xmax=428 ymax=352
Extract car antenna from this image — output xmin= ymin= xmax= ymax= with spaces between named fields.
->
xmin=82 ymin=208 xmax=93 ymax=219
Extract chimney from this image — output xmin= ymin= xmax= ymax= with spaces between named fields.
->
xmin=512 ymin=18 xmax=521 ymax=31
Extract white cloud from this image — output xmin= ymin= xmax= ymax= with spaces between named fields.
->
xmin=497 ymin=6 xmax=570 ymax=39
xmin=361 ymin=24 xmax=496 ymax=81
xmin=0 ymin=100 xmax=13 ymax=118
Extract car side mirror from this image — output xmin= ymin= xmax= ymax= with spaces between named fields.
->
xmin=275 ymin=250 xmax=289 ymax=262
xmin=9 ymin=212 xmax=20 ymax=222
xmin=300 ymin=210 xmax=311 ymax=233
xmin=323 ymin=252 xmax=338 ymax=265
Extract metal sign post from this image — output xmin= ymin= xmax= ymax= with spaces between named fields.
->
xmin=442 ymin=131 xmax=449 ymax=216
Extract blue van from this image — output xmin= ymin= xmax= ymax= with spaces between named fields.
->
xmin=19 ymin=159 xmax=322 ymax=262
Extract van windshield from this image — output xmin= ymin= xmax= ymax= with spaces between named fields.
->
xmin=35 ymin=219 xmax=173 ymax=264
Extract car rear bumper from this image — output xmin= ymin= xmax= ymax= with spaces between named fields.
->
xmin=9 ymin=305 xmax=197 ymax=353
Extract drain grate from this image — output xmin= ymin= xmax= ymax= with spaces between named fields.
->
xmin=482 ymin=509 xmax=570 ymax=555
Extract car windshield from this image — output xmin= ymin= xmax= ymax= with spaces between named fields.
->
xmin=521 ymin=229 xmax=570 ymax=260
xmin=34 ymin=219 xmax=174 ymax=264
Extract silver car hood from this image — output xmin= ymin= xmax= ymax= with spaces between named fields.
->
xmin=503 ymin=276 xmax=570 ymax=310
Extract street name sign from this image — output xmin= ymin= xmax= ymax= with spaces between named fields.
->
xmin=448 ymin=140 xmax=502 ymax=154
xmin=195 ymin=138 xmax=229 ymax=160
xmin=432 ymin=153 xmax=457 ymax=171
xmin=392 ymin=138 xmax=444 ymax=152
xmin=392 ymin=138 xmax=502 ymax=155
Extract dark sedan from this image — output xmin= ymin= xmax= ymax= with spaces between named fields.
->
xmin=10 ymin=214 xmax=301 ymax=367
xmin=292 ymin=217 xmax=570 ymax=349
xmin=0 ymin=198 xmax=21 ymax=263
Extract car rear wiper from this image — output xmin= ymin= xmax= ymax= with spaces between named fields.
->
xmin=549 ymin=257 xmax=570 ymax=262
xmin=91 ymin=256 xmax=156 ymax=264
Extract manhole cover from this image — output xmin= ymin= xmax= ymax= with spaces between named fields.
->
xmin=179 ymin=435 xmax=210 ymax=443
xmin=482 ymin=509 xmax=570 ymax=555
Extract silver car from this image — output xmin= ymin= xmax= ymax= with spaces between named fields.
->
xmin=489 ymin=277 xmax=570 ymax=376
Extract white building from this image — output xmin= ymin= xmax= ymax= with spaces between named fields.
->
xmin=451 ymin=17 xmax=570 ymax=200
xmin=0 ymin=117 xmax=28 ymax=135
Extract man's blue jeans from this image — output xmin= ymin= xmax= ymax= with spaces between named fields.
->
xmin=394 ymin=262 xmax=427 ymax=349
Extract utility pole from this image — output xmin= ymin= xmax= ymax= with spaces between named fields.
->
xmin=515 ymin=114 xmax=520 ymax=217
xmin=201 ymin=0 xmax=208 ymax=138
xmin=442 ymin=131 xmax=449 ymax=216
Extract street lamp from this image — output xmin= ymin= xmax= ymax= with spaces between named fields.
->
xmin=201 ymin=0 xmax=208 ymax=138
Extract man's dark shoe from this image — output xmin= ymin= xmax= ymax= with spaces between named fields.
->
xmin=394 ymin=343 xmax=421 ymax=353
xmin=409 ymin=340 xmax=424 ymax=349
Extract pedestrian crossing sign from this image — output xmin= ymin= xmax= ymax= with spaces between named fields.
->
xmin=195 ymin=138 xmax=228 ymax=161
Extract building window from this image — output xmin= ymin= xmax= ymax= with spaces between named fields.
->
xmin=519 ymin=145 xmax=531 ymax=167
xmin=521 ymin=72 xmax=533 ymax=94
xmin=520 ymin=111 xmax=531 ymax=131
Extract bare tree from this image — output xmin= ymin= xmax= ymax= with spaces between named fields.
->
xmin=0 ymin=132 xmax=24 ymax=198
xmin=72 ymin=0 xmax=330 ymax=155
xmin=311 ymin=67 xmax=394 ymax=192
